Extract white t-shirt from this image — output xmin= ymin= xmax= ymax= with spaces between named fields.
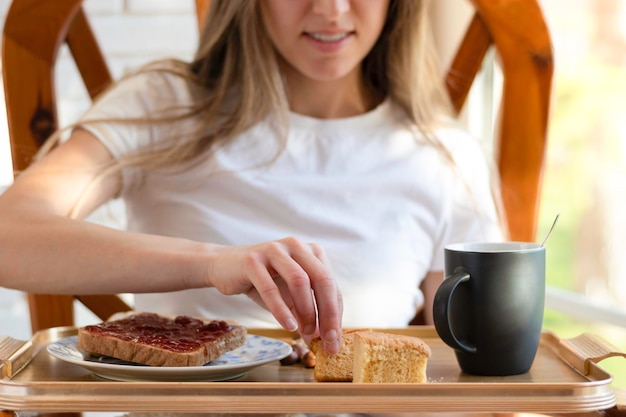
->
xmin=79 ymin=70 xmax=502 ymax=328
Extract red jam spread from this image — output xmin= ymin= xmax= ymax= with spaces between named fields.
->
xmin=83 ymin=313 xmax=234 ymax=353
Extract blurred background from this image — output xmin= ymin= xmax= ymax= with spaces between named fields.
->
xmin=535 ymin=0 xmax=626 ymax=387
xmin=0 ymin=0 xmax=625 ymax=389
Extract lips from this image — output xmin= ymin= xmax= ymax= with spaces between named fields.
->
xmin=302 ymin=29 xmax=355 ymax=54
xmin=307 ymin=32 xmax=352 ymax=42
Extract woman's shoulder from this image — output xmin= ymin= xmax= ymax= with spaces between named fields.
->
xmin=433 ymin=117 xmax=483 ymax=147
xmin=112 ymin=61 xmax=198 ymax=103
xmin=84 ymin=60 xmax=203 ymax=121
xmin=432 ymin=121 xmax=491 ymax=165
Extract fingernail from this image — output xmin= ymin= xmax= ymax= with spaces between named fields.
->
xmin=285 ymin=318 xmax=298 ymax=332
xmin=323 ymin=329 xmax=340 ymax=354
xmin=303 ymin=324 xmax=316 ymax=336
xmin=324 ymin=339 xmax=340 ymax=355
xmin=324 ymin=329 xmax=338 ymax=342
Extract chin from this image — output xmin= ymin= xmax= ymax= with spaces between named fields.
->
xmin=303 ymin=64 xmax=359 ymax=84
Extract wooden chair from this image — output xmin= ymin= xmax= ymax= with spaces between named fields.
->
xmin=2 ymin=0 xmax=552 ymax=334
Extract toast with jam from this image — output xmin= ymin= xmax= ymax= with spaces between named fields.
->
xmin=77 ymin=312 xmax=247 ymax=367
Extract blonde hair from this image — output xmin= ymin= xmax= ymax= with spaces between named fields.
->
xmin=40 ymin=0 xmax=451 ymax=171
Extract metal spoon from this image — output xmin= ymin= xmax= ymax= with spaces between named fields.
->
xmin=540 ymin=213 xmax=560 ymax=246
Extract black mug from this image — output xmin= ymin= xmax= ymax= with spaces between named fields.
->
xmin=433 ymin=242 xmax=546 ymax=376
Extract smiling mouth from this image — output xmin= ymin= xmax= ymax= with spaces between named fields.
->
xmin=307 ymin=32 xmax=352 ymax=42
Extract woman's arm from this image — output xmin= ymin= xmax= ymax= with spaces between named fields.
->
xmin=0 ymin=128 xmax=202 ymax=294
xmin=0 ymin=129 xmax=342 ymax=352
xmin=420 ymin=271 xmax=444 ymax=325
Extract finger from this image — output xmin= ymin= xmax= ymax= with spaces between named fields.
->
xmin=268 ymin=274 xmax=299 ymax=318
xmin=244 ymin=255 xmax=299 ymax=332
xmin=310 ymin=273 xmax=342 ymax=354
xmin=264 ymin=239 xmax=319 ymax=335
xmin=265 ymin=276 xmax=313 ymax=340
xmin=279 ymin=277 xmax=300 ymax=320
xmin=292 ymin=242 xmax=343 ymax=353
xmin=245 ymin=280 xmax=297 ymax=322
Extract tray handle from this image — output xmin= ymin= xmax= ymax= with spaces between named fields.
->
xmin=560 ymin=332 xmax=626 ymax=375
xmin=0 ymin=335 xmax=34 ymax=379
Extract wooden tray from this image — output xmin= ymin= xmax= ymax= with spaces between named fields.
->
xmin=0 ymin=326 xmax=624 ymax=414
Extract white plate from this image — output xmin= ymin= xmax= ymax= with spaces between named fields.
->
xmin=47 ymin=334 xmax=292 ymax=382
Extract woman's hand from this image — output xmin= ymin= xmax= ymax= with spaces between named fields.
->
xmin=205 ymin=237 xmax=343 ymax=354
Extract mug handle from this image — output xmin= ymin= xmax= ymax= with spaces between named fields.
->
xmin=433 ymin=268 xmax=477 ymax=354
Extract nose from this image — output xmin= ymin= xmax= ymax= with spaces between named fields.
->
xmin=312 ymin=0 xmax=350 ymax=19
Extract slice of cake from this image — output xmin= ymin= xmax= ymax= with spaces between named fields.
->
xmin=77 ymin=312 xmax=247 ymax=367
xmin=352 ymin=331 xmax=430 ymax=383
xmin=310 ymin=328 xmax=369 ymax=382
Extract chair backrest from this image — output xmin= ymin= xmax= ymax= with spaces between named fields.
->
xmin=454 ymin=0 xmax=552 ymax=242
xmin=1 ymin=0 xmax=552 ymax=333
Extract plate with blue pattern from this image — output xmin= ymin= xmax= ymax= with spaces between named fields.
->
xmin=47 ymin=334 xmax=292 ymax=382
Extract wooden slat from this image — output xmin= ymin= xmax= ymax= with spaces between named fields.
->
xmin=469 ymin=0 xmax=553 ymax=241
xmin=2 ymin=35 xmax=54 ymax=171
xmin=76 ymin=295 xmax=133 ymax=321
xmin=27 ymin=294 xmax=74 ymax=333
xmin=445 ymin=12 xmax=493 ymax=114
xmin=2 ymin=0 xmax=83 ymax=170
xmin=195 ymin=0 xmax=211 ymax=32
xmin=66 ymin=7 xmax=113 ymax=99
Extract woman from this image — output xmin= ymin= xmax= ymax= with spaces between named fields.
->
xmin=0 ymin=0 xmax=502 ymax=354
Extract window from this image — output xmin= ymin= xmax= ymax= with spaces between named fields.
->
xmin=538 ymin=0 xmax=626 ymax=315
